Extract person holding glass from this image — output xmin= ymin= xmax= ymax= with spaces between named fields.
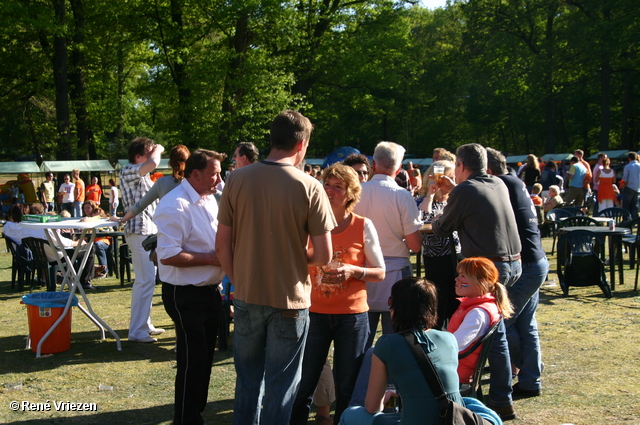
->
xmin=416 ymin=160 xmax=461 ymax=327
xmin=290 ymin=163 xmax=385 ymax=425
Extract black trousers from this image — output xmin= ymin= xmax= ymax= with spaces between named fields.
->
xmin=162 ymin=282 xmax=222 ymax=425
xmin=64 ymin=246 xmax=95 ymax=285
xmin=423 ymin=253 xmax=461 ymax=328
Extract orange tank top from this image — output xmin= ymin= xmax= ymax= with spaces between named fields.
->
xmin=309 ymin=214 xmax=368 ymax=314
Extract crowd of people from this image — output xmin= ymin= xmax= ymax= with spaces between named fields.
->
xmin=520 ymin=150 xmax=638 ymax=218
xmin=8 ymin=111 xmax=640 ymax=425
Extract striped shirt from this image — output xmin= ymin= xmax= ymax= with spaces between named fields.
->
xmin=120 ymin=163 xmax=158 ymax=235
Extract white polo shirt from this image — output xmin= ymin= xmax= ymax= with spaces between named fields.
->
xmin=155 ymin=179 xmax=225 ymax=286
xmin=353 ymin=174 xmax=423 ymax=259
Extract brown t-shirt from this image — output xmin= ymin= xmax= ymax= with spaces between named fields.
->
xmin=218 ymin=161 xmax=335 ymax=309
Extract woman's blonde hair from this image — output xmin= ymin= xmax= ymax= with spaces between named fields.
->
xmin=420 ymin=160 xmax=455 ymax=198
xmin=321 ymin=163 xmax=362 ymax=213
xmin=457 ymin=257 xmax=513 ymax=319
xmin=526 ymin=154 xmax=540 ymax=171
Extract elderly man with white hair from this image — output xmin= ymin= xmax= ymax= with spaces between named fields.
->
xmin=353 ymin=141 xmax=423 ymax=349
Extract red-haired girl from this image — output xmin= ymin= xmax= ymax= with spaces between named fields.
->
xmin=449 ymin=257 xmax=514 ymax=384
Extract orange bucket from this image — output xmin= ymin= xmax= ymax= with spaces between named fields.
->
xmin=23 ymin=292 xmax=78 ymax=354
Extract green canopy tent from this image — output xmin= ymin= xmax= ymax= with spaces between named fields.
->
xmin=0 ymin=161 xmax=41 ymax=174
xmin=505 ymin=155 xmax=530 ymax=165
xmin=39 ymin=160 xmax=114 ymax=173
xmin=541 ymin=153 xmax=573 ymax=162
xmin=587 ymin=150 xmax=629 ymax=161
xmin=0 ymin=162 xmax=41 ymax=205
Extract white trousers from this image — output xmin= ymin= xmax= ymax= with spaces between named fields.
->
xmin=127 ymin=232 xmax=157 ymax=340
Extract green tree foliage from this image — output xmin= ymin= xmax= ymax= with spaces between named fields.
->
xmin=0 ymin=0 xmax=638 ymax=162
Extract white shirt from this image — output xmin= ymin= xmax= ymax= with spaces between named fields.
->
xmin=452 ymin=308 xmax=490 ymax=352
xmin=353 ymin=174 xmax=423 ymax=258
xmin=2 ymin=221 xmax=23 ymax=241
xmin=110 ymin=186 xmax=119 ymax=203
xmin=155 ymin=179 xmax=225 ymax=286
xmin=362 ymin=218 xmax=385 ymax=269
xmin=11 ymin=223 xmax=78 ymax=262
xmin=59 ymin=183 xmax=75 ymax=203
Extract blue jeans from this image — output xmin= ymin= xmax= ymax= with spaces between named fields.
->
xmin=488 ymin=259 xmax=522 ymax=407
xmin=233 ymin=299 xmax=310 ymax=425
xmin=73 ymin=201 xmax=83 ymax=218
xmin=505 ymin=256 xmax=548 ymax=391
xmin=622 ymin=187 xmax=639 ymax=219
xmin=493 ymin=259 xmax=522 ymax=288
xmin=290 ymin=312 xmax=369 ymax=425
xmin=349 ymin=347 xmax=374 ymax=407
xmin=365 ymin=264 xmax=412 ymax=350
xmin=94 ymin=241 xmax=109 ymax=275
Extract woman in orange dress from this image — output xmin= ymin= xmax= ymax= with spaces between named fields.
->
xmin=596 ymin=158 xmax=616 ymax=210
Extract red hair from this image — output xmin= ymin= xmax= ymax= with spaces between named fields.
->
xmin=457 ymin=257 xmax=513 ymax=318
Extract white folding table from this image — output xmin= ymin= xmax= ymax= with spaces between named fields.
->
xmin=20 ymin=218 xmax=122 ymax=357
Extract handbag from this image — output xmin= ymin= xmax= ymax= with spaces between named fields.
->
xmin=401 ymin=331 xmax=492 ymax=425
xmin=141 ymin=234 xmax=158 ymax=265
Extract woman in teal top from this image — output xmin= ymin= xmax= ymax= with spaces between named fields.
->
xmin=340 ymin=277 xmax=462 ymax=425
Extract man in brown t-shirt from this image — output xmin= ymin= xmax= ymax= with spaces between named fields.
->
xmin=217 ymin=110 xmax=335 ymax=425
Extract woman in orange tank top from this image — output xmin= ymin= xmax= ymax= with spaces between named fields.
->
xmin=290 ymin=164 xmax=386 ymax=425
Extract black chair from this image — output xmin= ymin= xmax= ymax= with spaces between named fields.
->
xmin=546 ymin=208 xmax=574 ymax=255
xmin=21 ymin=237 xmax=59 ymax=292
xmin=459 ymin=318 xmax=501 ymax=401
xmin=558 ymin=230 xmax=612 ymax=298
xmin=560 ymin=206 xmax=585 ymax=216
xmin=559 ymin=216 xmax=599 ymax=228
xmin=621 ymin=217 xmax=640 ymax=279
xmin=119 ymin=243 xmax=132 ymax=286
xmin=4 ymin=235 xmax=19 ymax=288
xmin=597 ymin=208 xmax=632 ymax=225
xmin=4 ymin=235 xmax=34 ymax=291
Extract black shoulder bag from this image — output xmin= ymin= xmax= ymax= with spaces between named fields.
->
xmin=401 ymin=331 xmax=491 ymax=425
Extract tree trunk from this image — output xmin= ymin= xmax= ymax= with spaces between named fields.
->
xmin=598 ymin=55 xmax=611 ymax=151
xmin=52 ymin=0 xmax=71 ymax=160
xmin=220 ymin=13 xmax=252 ymax=151
xmin=621 ymin=66 xmax=632 ymax=150
xmin=69 ymin=0 xmax=93 ymax=160
xmin=170 ymin=0 xmax=193 ymax=148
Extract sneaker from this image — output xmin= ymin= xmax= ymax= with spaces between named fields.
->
xmin=149 ymin=328 xmax=165 ymax=336
xmin=128 ymin=336 xmax=157 ymax=343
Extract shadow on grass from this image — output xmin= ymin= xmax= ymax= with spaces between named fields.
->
xmin=540 ymin=284 xmax=640 ymax=307
xmin=13 ymin=400 xmax=234 ymax=424
xmin=0 ymin=327 xmax=236 ymax=374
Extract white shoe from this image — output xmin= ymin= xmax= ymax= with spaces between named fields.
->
xmin=149 ymin=328 xmax=165 ymax=336
xmin=128 ymin=336 xmax=157 ymax=343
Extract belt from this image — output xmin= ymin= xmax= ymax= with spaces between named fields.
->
xmin=487 ymin=253 xmax=521 ymax=263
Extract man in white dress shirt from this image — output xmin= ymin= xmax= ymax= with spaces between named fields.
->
xmin=352 ymin=141 xmax=423 ymax=349
xmin=155 ymin=149 xmax=227 ymax=425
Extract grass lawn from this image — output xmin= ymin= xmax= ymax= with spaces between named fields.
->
xmin=0 ymin=236 xmax=639 ymax=424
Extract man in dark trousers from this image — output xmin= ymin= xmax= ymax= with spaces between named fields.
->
xmin=486 ymin=148 xmax=548 ymax=402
